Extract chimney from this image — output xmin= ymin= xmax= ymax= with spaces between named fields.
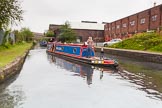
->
xmin=154 ymin=2 xmax=156 ymax=7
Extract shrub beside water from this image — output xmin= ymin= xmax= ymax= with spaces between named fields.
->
xmin=110 ymin=32 xmax=162 ymax=52
xmin=0 ymin=42 xmax=32 ymax=68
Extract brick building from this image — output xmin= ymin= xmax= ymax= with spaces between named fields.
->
xmin=104 ymin=4 xmax=162 ymax=41
xmin=49 ymin=21 xmax=104 ymax=42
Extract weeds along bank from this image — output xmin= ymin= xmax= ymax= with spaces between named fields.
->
xmin=96 ymin=33 xmax=162 ymax=63
xmin=110 ymin=32 xmax=162 ymax=52
xmin=0 ymin=43 xmax=33 ymax=83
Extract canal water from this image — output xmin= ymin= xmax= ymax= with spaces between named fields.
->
xmin=0 ymin=48 xmax=162 ymax=108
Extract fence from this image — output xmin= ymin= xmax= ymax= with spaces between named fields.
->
xmin=0 ymin=30 xmax=16 ymax=45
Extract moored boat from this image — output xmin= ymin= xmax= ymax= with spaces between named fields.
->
xmin=39 ymin=40 xmax=47 ymax=47
xmin=46 ymin=42 xmax=118 ymax=68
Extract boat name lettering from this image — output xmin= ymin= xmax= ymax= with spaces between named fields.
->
xmin=56 ymin=46 xmax=63 ymax=51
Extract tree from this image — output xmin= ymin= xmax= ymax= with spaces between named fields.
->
xmin=20 ymin=28 xmax=33 ymax=42
xmin=0 ymin=0 xmax=23 ymax=29
xmin=58 ymin=21 xmax=76 ymax=43
xmin=14 ymin=30 xmax=23 ymax=43
xmin=45 ymin=30 xmax=54 ymax=37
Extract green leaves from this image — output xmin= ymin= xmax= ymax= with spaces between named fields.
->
xmin=14 ymin=28 xmax=33 ymax=43
xmin=110 ymin=32 xmax=162 ymax=52
xmin=45 ymin=30 xmax=54 ymax=37
xmin=0 ymin=0 xmax=23 ymax=29
xmin=58 ymin=21 xmax=76 ymax=43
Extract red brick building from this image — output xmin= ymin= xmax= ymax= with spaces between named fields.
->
xmin=104 ymin=4 xmax=162 ymax=41
xmin=115 ymin=20 xmax=121 ymax=37
xmin=128 ymin=14 xmax=138 ymax=34
xmin=49 ymin=22 xmax=104 ymax=42
xmin=137 ymin=10 xmax=150 ymax=32
xmin=121 ymin=17 xmax=129 ymax=36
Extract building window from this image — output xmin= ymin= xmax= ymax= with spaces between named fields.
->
xmin=152 ymin=15 xmax=157 ymax=21
xmin=112 ymin=26 xmax=115 ymax=30
xmin=130 ymin=20 xmax=135 ymax=26
xmin=116 ymin=25 xmax=120 ymax=29
xmin=122 ymin=23 xmax=127 ymax=28
xmin=140 ymin=18 xmax=145 ymax=24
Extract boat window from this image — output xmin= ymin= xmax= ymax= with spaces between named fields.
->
xmin=61 ymin=47 xmax=64 ymax=51
xmin=73 ymin=48 xmax=77 ymax=53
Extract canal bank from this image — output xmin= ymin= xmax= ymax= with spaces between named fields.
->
xmin=95 ymin=47 xmax=162 ymax=64
xmin=0 ymin=44 xmax=33 ymax=84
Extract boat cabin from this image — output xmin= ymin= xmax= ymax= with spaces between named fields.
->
xmin=47 ymin=42 xmax=95 ymax=58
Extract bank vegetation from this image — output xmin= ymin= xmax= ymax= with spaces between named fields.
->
xmin=0 ymin=28 xmax=33 ymax=68
xmin=110 ymin=32 xmax=162 ymax=52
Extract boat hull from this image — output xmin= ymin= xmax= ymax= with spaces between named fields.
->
xmin=47 ymin=50 xmax=118 ymax=68
xmin=46 ymin=42 xmax=118 ymax=68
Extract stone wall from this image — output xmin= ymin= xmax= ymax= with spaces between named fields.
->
xmin=0 ymin=51 xmax=29 ymax=83
xmin=95 ymin=47 xmax=162 ymax=64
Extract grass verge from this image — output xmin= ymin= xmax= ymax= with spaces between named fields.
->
xmin=110 ymin=32 xmax=162 ymax=52
xmin=0 ymin=43 xmax=32 ymax=68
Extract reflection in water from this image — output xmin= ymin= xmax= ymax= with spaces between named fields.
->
xmin=95 ymin=52 xmax=162 ymax=100
xmin=48 ymin=53 xmax=162 ymax=100
xmin=47 ymin=54 xmax=116 ymax=85
xmin=0 ymin=74 xmax=25 ymax=108
xmin=0 ymin=49 xmax=162 ymax=108
xmin=118 ymin=67 xmax=162 ymax=100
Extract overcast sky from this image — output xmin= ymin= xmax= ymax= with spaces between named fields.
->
xmin=14 ymin=0 xmax=162 ymax=33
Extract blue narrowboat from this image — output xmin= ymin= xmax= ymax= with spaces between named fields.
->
xmin=46 ymin=42 xmax=118 ymax=68
xmin=39 ymin=40 xmax=47 ymax=47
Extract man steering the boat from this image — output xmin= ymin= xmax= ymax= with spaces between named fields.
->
xmin=87 ymin=37 xmax=94 ymax=58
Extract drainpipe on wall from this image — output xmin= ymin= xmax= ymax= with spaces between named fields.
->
xmin=137 ymin=14 xmax=139 ymax=33
xmin=148 ymin=9 xmax=151 ymax=31
xmin=160 ymin=5 xmax=162 ymax=32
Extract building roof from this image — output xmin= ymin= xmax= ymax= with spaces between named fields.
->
xmin=69 ymin=22 xmax=104 ymax=30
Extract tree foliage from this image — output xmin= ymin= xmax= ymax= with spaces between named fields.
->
xmin=58 ymin=21 xmax=76 ymax=43
xmin=14 ymin=28 xmax=33 ymax=43
xmin=14 ymin=30 xmax=24 ymax=43
xmin=0 ymin=0 xmax=23 ymax=29
xmin=45 ymin=30 xmax=54 ymax=37
xmin=20 ymin=28 xmax=33 ymax=42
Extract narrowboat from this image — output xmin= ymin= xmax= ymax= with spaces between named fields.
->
xmin=39 ymin=40 xmax=47 ymax=47
xmin=46 ymin=42 xmax=118 ymax=68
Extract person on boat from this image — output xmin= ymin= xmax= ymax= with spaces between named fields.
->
xmin=87 ymin=37 xmax=94 ymax=58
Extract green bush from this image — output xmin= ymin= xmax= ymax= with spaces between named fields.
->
xmin=45 ymin=30 xmax=54 ymax=37
xmin=149 ymin=43 xmax=162 ymax=52
xmin=20 ymin=28 xmax=33 ymax=42
xmin=110 ymin=32 xmax=162 ymax=52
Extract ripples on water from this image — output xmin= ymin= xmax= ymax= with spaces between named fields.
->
xmin=47 ymin=53 xmax=162 ymax=101
xmin=96 ymin=52 xmax=162 ymax=101
xmin=0 ymin=49 xmax=162 ymax=108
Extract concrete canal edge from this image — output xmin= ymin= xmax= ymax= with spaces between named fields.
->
xmin=95 ymin=47 xmax=162 ymax=64
xmin=0 ymin=46 xmax=32 ymax=84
